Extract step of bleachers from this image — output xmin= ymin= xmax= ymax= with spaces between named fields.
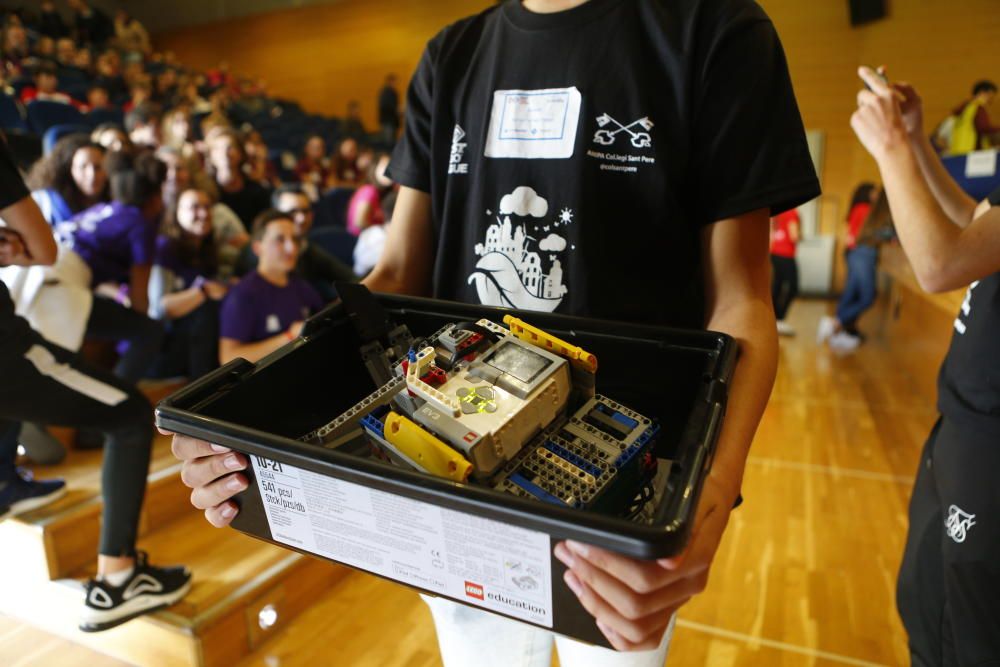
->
xmin=3 ymin=433 xmax=188 ymax=580
xmin=0 ymin=510 xmax=348 ymax=666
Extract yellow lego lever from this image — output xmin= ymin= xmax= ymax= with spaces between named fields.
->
xmin=384 ymin=412 xmax=473 ymax=482
xmin=502 ymin=315 xmax=598 ymax=373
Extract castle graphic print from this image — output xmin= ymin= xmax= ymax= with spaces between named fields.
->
xmin=467 ymin=186 xmax=573 ymax=312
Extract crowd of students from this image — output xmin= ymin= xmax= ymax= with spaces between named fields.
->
xmin=0 ymin=1 xmax=399 ymax=633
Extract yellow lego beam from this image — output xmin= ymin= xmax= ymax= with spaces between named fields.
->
xmin=502 ymin=315 xmax=598 ymax=373
xmin=384 ymin=412 xmax=472 ymax=483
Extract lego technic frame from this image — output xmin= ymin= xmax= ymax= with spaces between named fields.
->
xmin=156 ymin=290 xmax=737 ymax=645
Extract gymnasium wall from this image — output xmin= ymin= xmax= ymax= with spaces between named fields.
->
xmin=156 ymin=0 xmax=1000 ymax=234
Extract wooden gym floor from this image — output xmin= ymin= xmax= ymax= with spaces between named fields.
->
xmin=1 ymin=296 xmax=945 ymax=666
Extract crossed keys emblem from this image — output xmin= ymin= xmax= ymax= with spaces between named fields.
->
xmin=593 ymin=114 xmax=654 ymax=148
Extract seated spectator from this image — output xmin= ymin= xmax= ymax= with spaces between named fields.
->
xmin=33 ymin=36 xmax=56 ymax=62
xmin=153 ymin=68 xmax=179 ymax=107
xmin=330 ymin=137 xmax=360 ymax=187
xmin=87 ymin=83 xmax=112 ymax=111
xmin=125 ymin=101 xmax=161 ymax=148
xmin=122 ymin=80 xmax=151 ymax=113
xmin=179 ymin=81 xmax=211 ymax=114
xmin=243 ymin=130 xmax=280 ymax=189
xmin=94 ymin=50 xmax=126 ymax=100
xmin=72 ymin=46 xmax=94 ymax=76
xmin=38 ymin=1 xmax=68 ymax=40
xmin=57 ymin=149 xmax=166 ymax=383
xmin=158 ymin=145 xmax=247 ymax=279
xmin=20 ymin=62 xmax=85 ymax=110
xmin=219 ymin=210 xmax=324 ymax=364
xmin=340 ymin=100 xmax=366 ymax=140
xmin=2 ymin=23 xmax=28 ymax=75
xmin=161 ymin=107 xmax=194 ymax=156
xmin=113 ymin=10 xmax=150 ymax=56
xmin=294 ymin=134 xmax=331 ymax=191
xmin=148 ymin=188 xmax=226 ymax=379
xmin=55 ymin=37 xmax=76 ymax=68
xmin=346 ymin=152 xmax=393 ymax=236
xmin=68 ymin=0 xmax=114 ymax=48
xmin=27 ymin=134 xmax=108 ymax=224
xmin=235 ymin=185 xmax=354 ymax=300
xmin=92 ymin=122 xmax=130 ymax=152
xmin=207 ymin=129 xmax=271 ymax=228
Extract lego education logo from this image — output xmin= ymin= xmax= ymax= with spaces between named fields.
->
xmin=464 ymin=581 xmax=485 ymax=600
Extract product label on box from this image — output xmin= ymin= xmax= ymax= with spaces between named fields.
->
xmin=250 ymin=456 xmax=553 ymax=627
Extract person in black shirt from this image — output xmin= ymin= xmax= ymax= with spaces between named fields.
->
xmin=207 ymin=129 xmax=271 ymax=229
xmin=67 ymin=0 xmax=114 ymax=47
xmin=854 ymin=67 xmax=1000 ymax=665
xmin=378 ymin=73 xmax=401 ymax=145
xmin=170 ymin=0 xmax=819 ymax=662
xmin=0 ymin=136 xmax=191 ymax=631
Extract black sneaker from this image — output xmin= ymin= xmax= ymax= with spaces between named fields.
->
xmin=0 ymin=467 xmax=66 ymax=521
xmin=79 ymin=551 xmax=192 ymax=632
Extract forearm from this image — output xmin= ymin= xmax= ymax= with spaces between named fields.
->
xmin=879 ymin=144 xmax=965 ymax=291
xmin=162 ymin=286 xmax=206 ymax=319
xmin=219 ymin=333 xmax=289 ymax=365
xmin=909 ymin=132 xmax=977 ymax=227
xmin=703 ymin=298 xmax=779 ymax=503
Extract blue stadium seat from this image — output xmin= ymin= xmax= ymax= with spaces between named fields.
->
xmin=0 ymin=95 xmax=28 ymax=132
xmin=308 ymin=226 xmax=357 ymax=267
xmin=85 ymin=107 xmax=125 ymax=129
xmin=313 ymin=187 xmax=356 ymax=229
xmin=42 ymin=124 xmax=91 ymax=154
xmin=26 ymin=100 xmax=85 ymax=134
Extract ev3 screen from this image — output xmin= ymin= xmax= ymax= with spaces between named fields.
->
xmin=485 ymin=342 xmax=552 ymax=384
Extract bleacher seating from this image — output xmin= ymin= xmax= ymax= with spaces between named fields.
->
xmin=0 ymin=94 xmax=29 ymax=132
xmin=26 ymin=100 xmax=85 ymax=134
xmin=84 ymin=107 xmax=125 ymax=129
xmin=42 ymin=124 xmax=91 ymax=155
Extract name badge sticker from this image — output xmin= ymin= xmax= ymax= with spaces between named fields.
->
xmin=485 ymin=87 xmax=582 ymax=159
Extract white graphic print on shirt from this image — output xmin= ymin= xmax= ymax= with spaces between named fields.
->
xmin=592 ymin=113 xmax=654 ymax=149
xmin=467 ymin=186 xmax=573 ymax=312
xmin=954 ymin=280 xmax=979 ymax=334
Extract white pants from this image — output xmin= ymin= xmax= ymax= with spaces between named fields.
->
xmin=423 ymin=595 xmax=674 ymax=667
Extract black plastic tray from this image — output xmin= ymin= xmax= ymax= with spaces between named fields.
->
xmin=156 ymin=294 xmax=736 ymax=645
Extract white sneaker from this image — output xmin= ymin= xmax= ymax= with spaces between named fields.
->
xmin=816 ymin=316 xmax=837 ymax=344
xmin=776 ymin=321 xmax=796 ymax=337
xmin=828 ymin=331 xmax=861 ymax=352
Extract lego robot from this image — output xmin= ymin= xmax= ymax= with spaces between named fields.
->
xmin=306 ymin=314 xmax=660 ymax=518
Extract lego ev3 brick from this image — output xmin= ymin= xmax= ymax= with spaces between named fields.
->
xmin=412 ymin=403 xmax=484 ymax=454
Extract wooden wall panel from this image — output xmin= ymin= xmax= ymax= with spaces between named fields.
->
xmin=158 ymin=0 xmax=997 ymax=228
xmin=155 ymin=0 xmax=493 ymax=127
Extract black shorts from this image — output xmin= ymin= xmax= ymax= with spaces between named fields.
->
xmin=897 ymin=417 xmax=1000 ymax=666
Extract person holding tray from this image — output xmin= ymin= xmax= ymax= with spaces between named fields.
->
xmin=169 ymin=0 xmax=820 ymax=663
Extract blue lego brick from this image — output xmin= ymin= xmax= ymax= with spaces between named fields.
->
xmin=360 ymin=413 xmax=385 ymax=438
xmin=543 ymin=441 xmax=603 ymax=479
xmin=596 ymin=403 xmax=639 ymax=430
xmin=508 ymin=473 xmax=568 ymax=507
xmin=613 ymin=423 xmax=659 ymax=468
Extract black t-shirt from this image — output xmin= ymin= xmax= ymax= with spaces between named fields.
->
xmin=0 ymin=137 xmax=36 ymax=356
xmin=219 ymin=179 xmax=272 ymax=229
xmin=388 ymin=0 xmax=820 ymax=327
xmin=937 ymin=185 xmax=1000 ymax=436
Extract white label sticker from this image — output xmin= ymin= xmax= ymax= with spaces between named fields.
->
xmin=965 ymin=149 xmax=998 ymax=178
xmin=250 ymin=456 xmax=554 ymax=627
xmin=485 ymin=87 xmax=582 ymax=159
